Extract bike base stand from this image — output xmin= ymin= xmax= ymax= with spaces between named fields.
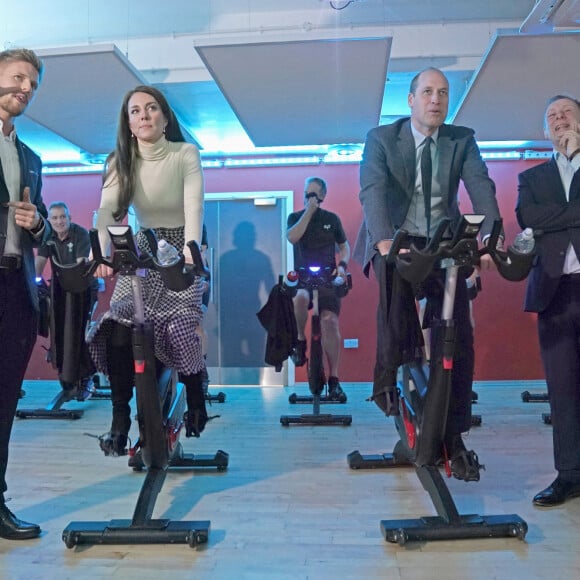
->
xmin=62 ymin=518 xmax=210 ymax=548
xmin=63 ymin=466 xmax=210 ymax=549
xmin=129 ymin=444 xmax=229 ymax=472
xmin=347 ymin=450 xmax=411 ymax=469
xmin=281 ymin=392 xmax=351 ymax=426
xmin=380 ymin=465 xmax=527 ymax=545
xmin=288 ymin=393 xmax=347 ymax=405
xmin=280 ymin=413 xmax=352 ymax=426
xmin=16 ymin=389 xmax=84 ymax=420
xmin=381 ymin=513 xmax=527 ymax=545
xmin=206 ymin=391 xmax=226 ymax=403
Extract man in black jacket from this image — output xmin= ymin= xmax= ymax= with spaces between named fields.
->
xmin=0 ymin=48 xmax=49 ymax=540
xmin=516 ymin=94 xmax=580 ymax=507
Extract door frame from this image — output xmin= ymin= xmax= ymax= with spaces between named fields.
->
xmin=204 ymin=190 xmax=296 ymax=386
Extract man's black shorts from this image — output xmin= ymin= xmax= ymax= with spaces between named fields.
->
xmin=307 ymin=286 xmax=341 ymax=316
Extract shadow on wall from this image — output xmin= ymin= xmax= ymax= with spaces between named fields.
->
xmin=219 ymin=220 xmax=276 ymax=367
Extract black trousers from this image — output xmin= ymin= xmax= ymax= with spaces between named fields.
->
xmin=106 ymin=321 xmax=206 ymax=428
xmin=0 ymin=269 xmax=38 ymax=496
xmin=372 ymin=253 xmax=474 ymax=435
xmin=538 ymin=274 xmax=580 ymax=481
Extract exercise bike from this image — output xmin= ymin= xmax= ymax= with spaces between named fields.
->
xmin=62 ymin=225 xmax=227 ymax=548
xmin=280 ymin=265 xmax=352 ymax=427
xmin=17 ymin=274 xmax=97 ymax=420
xmin=350 ymin=215 xmax=533 ymax=544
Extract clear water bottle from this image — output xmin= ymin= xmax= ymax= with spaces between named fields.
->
xmin=157 ymin=239 xmax=180 ymax=265
xmin=512 ymin=228 xmax=535 ymax=254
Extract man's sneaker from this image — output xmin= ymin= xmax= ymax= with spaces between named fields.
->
xmin=76 ymin=377 xmax=96 ymax=402
xmin=328 ymin=376 xmax=347 ymax=402
xmin=291 ymin=339 xmax=307 ymax=367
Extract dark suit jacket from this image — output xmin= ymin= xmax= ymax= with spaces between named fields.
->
xmin=0 ymin=136 xmax=50 ymax=311
xmin=516 ymin=157 xmax=580 ymax=313
xmin=356 ymin=117 xmax=500 ymax=274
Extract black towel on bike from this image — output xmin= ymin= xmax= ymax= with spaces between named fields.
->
xmin=257 ymin=283 xmax=298 ymax=372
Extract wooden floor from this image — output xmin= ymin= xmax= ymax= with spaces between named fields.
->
xmin=2 ymin=379 xmax=579 ymax=579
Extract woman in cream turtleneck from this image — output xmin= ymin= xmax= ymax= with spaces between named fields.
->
xmin=90 ymin=85 xmax=207 ymax=456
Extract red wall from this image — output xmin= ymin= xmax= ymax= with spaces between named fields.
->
xmin=26 ymin=160 xmax=545 ymax=382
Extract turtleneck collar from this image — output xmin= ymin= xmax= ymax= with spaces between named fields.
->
xmin=137 ymin=135 xmax=169 ymax=161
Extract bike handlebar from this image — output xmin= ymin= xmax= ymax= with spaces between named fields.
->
xmin=50 ymin=226 xmax=209 ymax=294
xmin=282 ymin=265 xmax=352 ymax=298
xmin=386 ymin=216 xmax=534 ymax=285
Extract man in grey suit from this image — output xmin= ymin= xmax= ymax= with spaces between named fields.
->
xmin=516 ymin=95 xmax=580 ymax=507
xmin=358 ymin=67 xmax=501 ymax=482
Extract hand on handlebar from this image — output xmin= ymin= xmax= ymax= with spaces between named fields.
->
xmin=95 ymin=263 xmax=114 ymax=279
xmin=377 ymin=238 xmax=409 ymax=257
xmin=182 ymin=247 xmax=194 ymax=265
xmin=335 ymin=264 xmax=347 ymax=278
xmin=478 ymin=253 xmax=496 ymax=272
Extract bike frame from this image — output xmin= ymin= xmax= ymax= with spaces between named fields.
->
xmin=351 ymin=215 xmax=532 ymax=544
xmin=280 ymin=266 xmax=352 ymax=426
xmin=62 ymin=225 xmax=222 ymax=548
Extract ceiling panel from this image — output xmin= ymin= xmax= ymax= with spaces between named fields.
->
xmin=452 ymin=31 xmax=580 ymax=145
xmin=520 ymin=0 xmax=580 ymax=33
xmin=23 ymin=45 xmax=146 ymax=156
xmin=195 ymin=37 xmax=391 ymax=147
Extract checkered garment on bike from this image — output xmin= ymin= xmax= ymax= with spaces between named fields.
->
xmin=87 ymin=226 xmax=205 ymax=376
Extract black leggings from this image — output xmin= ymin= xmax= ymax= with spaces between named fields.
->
xmin=106 ymin=322 xmax=205 ymax=425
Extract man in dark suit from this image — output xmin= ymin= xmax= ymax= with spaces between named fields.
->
xmin=0 ymin=48 xmax=50 ymax=539
xmin=516 ymin=94 xmax=580 ymax=507
xmin=357 ymin=67 xmax=501 ymax=481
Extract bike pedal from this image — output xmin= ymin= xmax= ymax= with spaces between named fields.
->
xmin=98 ymin=432 xmax=129 ymax=457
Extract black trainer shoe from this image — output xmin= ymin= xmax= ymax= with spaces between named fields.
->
xmin=291 ymin=339 xmax=307 ymax=367
xmin=328 ymin=376 xmax=347 ymax=402
xmin=184 ymin=408 xmax=209 ymax=438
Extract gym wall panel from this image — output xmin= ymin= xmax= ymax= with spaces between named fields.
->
xmin=25 ymin=160 xmax=544 ymax=382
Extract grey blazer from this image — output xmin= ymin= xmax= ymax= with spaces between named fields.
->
xmin=356 ymin=117 xmax=500 ymax=274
